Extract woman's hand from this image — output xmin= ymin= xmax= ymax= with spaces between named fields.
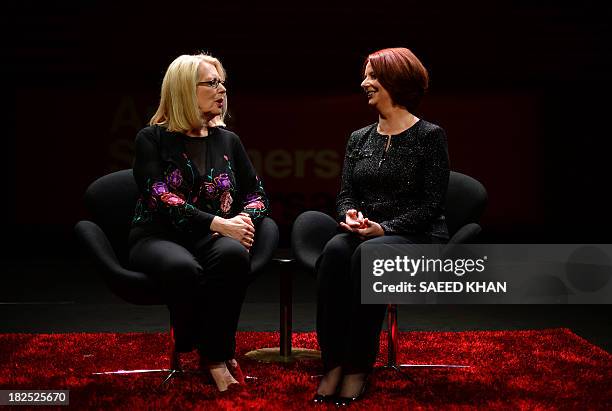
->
xmin=340 ymin=209 xmax=366 ymax=232
xmin=355 ymin=218 xmax=384 ymax=239
xmin=210 ymin=213 xmax=255 ymax=250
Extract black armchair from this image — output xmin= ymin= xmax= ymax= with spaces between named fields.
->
xmin=291 ymin=171 xmax=487 ymax=370
xmin=74 ymin=169 xmax=279 ymax=379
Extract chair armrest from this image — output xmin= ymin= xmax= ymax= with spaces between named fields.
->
xmin=447 ymin=223 xmax=482 ymax=244
xmin=291 ymin=211 xmax=338 ymax=273
xmin=75 ymin=220 xmax=122 ymax=270
xmin=250 ymin=217 xmax=280 ymax=275
xmin=74 ymin=220 xmax=162 ymax=304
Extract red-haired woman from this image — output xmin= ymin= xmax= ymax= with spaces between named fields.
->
xmin=311 ymin=47 xmax=450 ymax=405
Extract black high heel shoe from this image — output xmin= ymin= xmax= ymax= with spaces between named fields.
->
xmin=312 ymin=393 xmax=336 ymax=404
xmin=334 ymin=378 xmax=368 ymax=407
xmin=313 ymin=366 xmax=343 ymax=404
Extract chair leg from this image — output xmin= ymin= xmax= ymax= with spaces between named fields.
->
xmin=387 ymin=303 xmax=399 ymax=367
xmin=377 ymin=304 xmax=470 ymax=374
xmin=245 ymin=258 xmax=320 ymax=363
xmin=169 ymin=327 xmax=182 ymax=371
xmin=280 ymin=258 xmax=293 ymax=357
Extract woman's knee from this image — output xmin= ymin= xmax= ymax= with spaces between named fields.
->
xmin=350 ymin=238 xmax=387 ymax=275
xmin=213 ymin=238 xmax=250 ymax=272
xmin=350 ymin=238 xmax=377 ymax=266
xmin=350 ymin=236 xmax=422 ymax=272
xmin=317 ymin=235 xmax=355 ymax=286
xmin=158 ymin=258 xmax=203 ymax=289
xmin=321 ymin=234 xmax=354 ymax=261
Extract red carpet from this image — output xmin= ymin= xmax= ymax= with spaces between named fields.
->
xmin=1 ymin=329 xmax=610 ymax=410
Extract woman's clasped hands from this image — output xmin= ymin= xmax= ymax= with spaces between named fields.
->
xmin=211 ymin=213 xmax=255 ymax=249
xmin=339 ymin=209 xmax=384 ymax=239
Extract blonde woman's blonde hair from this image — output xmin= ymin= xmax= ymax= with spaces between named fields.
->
xmin=150 ymin=53 xmax=227 ymax=131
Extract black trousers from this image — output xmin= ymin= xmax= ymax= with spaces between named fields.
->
xmin=316 ymin=232 xmax=428 ymax=373
xmin=129 ymin=232 xmax=250 ymax=361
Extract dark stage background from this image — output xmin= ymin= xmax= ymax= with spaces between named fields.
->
xmin=4 ymin=2 xmax=612 ymax=256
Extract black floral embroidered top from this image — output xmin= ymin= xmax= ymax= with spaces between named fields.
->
xmin=130 ymin=125 xmax=269 ymax=240
xmin=337 ymin=120 xmax=450 ymax=239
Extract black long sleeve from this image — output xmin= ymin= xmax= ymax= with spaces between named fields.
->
xmin=336 ymin=127 xmax=369 ymax=222
xmin=230 ymin=134 xmax=269 ymax=222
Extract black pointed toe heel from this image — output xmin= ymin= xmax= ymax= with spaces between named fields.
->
xmin=334 ymin=380 xmax=368 ymax=407
xmin=312 ymin=393 xmax=336 ymax=404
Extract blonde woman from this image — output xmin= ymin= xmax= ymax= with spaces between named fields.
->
xmin=128 ymin=53 xmax=269 ymax=392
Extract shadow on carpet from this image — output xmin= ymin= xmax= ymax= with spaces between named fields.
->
xmin=1 ymin=329 xmax=610 ymax=410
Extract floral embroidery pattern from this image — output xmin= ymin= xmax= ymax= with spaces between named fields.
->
xmin=160 ymin=192 xmax=186 ymax=206
xmin=202 ymin=182 xmax=217 ymax=199
xmin=133 ymin=150 xmax=269 ymax=231
xmin=132 ymin=178 xmax=192 ymax=229
xmin=214 ymin=173 xmax=232 ymax=191
xmin=244 ymin=193 xmax=265 ymax=210
xmin=151 ymin=182 xmax=168 ymax=196
xmin=242 ymin=176 xmax=269 ymax=219
xmin=197 ymin=156 xmax=236 ymax=217
xmin=166 ymin=168 xmax=183 ymax=189
xmin=150 ymin=181 xmax=186 ymax=206
xmin=220 ymin=191 xmax=233 ymax=214
xmin=207 ymin=169 xmax=234 ymax=215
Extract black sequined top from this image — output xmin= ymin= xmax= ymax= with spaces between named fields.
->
xmin=336 ymin=119 xmax=450 ymax=239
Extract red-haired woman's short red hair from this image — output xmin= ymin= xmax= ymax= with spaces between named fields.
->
xmin=365 ymin=47 xmax=429 ymax=112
